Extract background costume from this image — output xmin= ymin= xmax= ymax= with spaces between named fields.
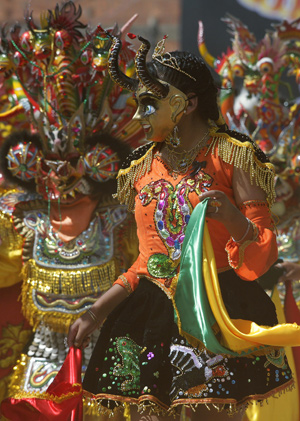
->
xmin=0 ymin=2 xmax=143 ymax=417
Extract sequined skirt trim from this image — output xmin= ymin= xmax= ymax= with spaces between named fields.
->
xmin=83 ymin=379 xmax=295 ymax=417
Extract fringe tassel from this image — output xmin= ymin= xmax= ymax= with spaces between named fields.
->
xmin=83 ymin=396 xmax=129 ymax=418
xmin=114 ymin=134 xmax=275 ymax=212
xmin=114 ymin=143 xmax=155 ymax=212
xmin=21 ymin=259 xmax=117 ymax=295
xmin=21 ymin=259 xmax=117 ymax=333
xmin=83 ymin=395 xmax=171 ymax=418
xmin=82 ymin=379 xmax=295 ymax=419
xmin=207 ymin=135 xmax=276 ymax=206
xmin=124 ymin=402 xmax=131 ymax=420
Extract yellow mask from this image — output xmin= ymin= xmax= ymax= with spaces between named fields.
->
xmin=133 ymin=82 xmax=187 ymax=142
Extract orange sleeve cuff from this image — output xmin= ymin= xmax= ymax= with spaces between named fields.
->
xmin=114 ymin=275 xmax=139 ymax=295
xmin=225 ymin=201 xmax=278 ymax=280
xmin=113 ymin=257 xmax=141 ymax=294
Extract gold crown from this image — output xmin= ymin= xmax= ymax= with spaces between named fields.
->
xmin=152 ymin=36 xmax=196 ymax=81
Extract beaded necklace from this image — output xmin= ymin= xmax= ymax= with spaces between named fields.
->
xmin=164 ymin=130 xmax=209 ymax=176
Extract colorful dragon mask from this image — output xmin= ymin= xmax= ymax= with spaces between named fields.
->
xmin=0 ymin=1 xmax=143 ymax=203
xmin=198 ymin=14 xmax=300 ymax=178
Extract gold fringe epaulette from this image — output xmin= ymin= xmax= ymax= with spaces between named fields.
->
xmin=207 ymin=130 xmax=276 ymax=206
xmin=21 ymin=258 xmax=118 ymax=333
xmin=114 ymin=142 xmax=156 ymax=212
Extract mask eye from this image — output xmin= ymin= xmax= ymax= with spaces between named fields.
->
xmin=6 ymin=142 xmax=39 ymax=181
xmin=258 ymin=58 xmax=274 ymax=75
xmin=83 ymin=144 xmax=120 ymax=182
xmin=143 ymin=104 xmax=156 ymax=116
xmin=81 ymin=50 xmax=91 ymax=65
xmin=54 ymin=30 xmax=72 ymax=50
xmin=20 ymin=32 xmax=32 ymax=52
xmin=232 ymin=64 xmax=245 ymax=78
xmin=13 ymin=51 xmax=26 ymax=67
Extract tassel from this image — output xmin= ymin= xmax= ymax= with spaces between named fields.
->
xmin=114 ymin=143 xmax=155 ymax=211
xmin=206 ymin=134 xmax=276 ymax=206
xmin=124 ymin=402 xmax=131 ymax=420
xmin=21 ymin=258 xmax=117 ymax=333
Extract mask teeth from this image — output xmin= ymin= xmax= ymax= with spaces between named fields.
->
xmin=75 ymin=178 xmax=91 ymax=195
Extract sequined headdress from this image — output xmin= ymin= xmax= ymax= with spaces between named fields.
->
xmin=0 ymin=2 xmax=143 ymax=195
xmin=152 ymin=36 xmax=196 ymax=81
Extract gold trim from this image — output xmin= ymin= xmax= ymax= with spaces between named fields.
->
xmin=9 ymin=354 xmax=102 ymax=415
xmin=12 ymin=385 xmax=82 ymax=402
xmin=22 ymin=259 xmax=117 ymax=295
xmin=114 ymin=143 xmax=156 ymax=212
xmin=83 ymin=379 xmax=294 ymax=417
xmin=118 ymin=274 xmax=133 ymax=295
xmin=217 ymin=266 xmax=232 ymax=273
xmin=83 ymin=392 xmax=170 ymax=416
xmin=144 ymin=276 xmax=175 ymax=300
xmin=206 ymin=133 xmax=276 ymax=206
xmin=8 ymin=354 xmax=27 ymax=397
xmin=152 ymin=37 xmax=197 ymax=82
xmin=0 ymin=211 xmax=23 ymax=251
xmin=21 ymin=258 xmax=118 ymax=333
xmin=238 ymin=200 xmax=269 ymax=210
xmin=226 ymin=223 xmax=259 ymax=270
xmin=171 ymin=379 xmax=295 ymax=412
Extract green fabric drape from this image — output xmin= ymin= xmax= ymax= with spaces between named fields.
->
xmin=173 ymin=199 xmax=269 ymax=356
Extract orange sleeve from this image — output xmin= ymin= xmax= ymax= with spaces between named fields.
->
xmin=225 ymin=200 xmax=278 ymax=281
xmin=113 ymin=255 xmax=141 ymax=294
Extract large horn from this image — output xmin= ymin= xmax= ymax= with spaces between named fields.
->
xmin=120 ymin=14 xmax=138 ymax=39
xmin=198 ymin=21 xmax=216 ymax=69
xmin=135 ymin=35 xmax=169 ymax=99
xmin=25 ymin=10 xmax=38 ymax=33
xmin=107 ymin=35 xmax=138 ymax=92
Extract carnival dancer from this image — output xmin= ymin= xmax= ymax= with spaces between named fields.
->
xmin=67 ymin=35 xmax=300 ymax=421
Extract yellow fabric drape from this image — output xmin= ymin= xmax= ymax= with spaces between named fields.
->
xmin=244 ymin=287 xmax=299 ymax=421
xmin=203 ymin=223 xmax=300 ymax=351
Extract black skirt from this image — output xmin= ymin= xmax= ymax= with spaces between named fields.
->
xmin=83 ymin=272 xmax=294 ymax=416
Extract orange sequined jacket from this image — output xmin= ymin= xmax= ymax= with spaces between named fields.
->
xmin=113 ymin=128 xmax=277 ymax=297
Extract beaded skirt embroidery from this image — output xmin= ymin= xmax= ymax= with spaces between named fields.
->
xmin=83 ymin=278 xmax=294 ymax=416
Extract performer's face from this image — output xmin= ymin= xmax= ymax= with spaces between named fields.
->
xmin=133 ymin=83 xmax=187 ymax=142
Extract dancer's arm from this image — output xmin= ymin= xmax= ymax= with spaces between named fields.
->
xmin=67 ymin=284 xmax=128 ymax=348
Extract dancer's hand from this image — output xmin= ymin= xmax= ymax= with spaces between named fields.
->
xmin=199 ymin=190 xmax=237 ymax=223
xmin=199 ymin=189 xmax=253 ymax=243
xmin=67 ymin=284 xmax=129 ymax=348
xmin=68 ymin=311 xmax=98 ymax=348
